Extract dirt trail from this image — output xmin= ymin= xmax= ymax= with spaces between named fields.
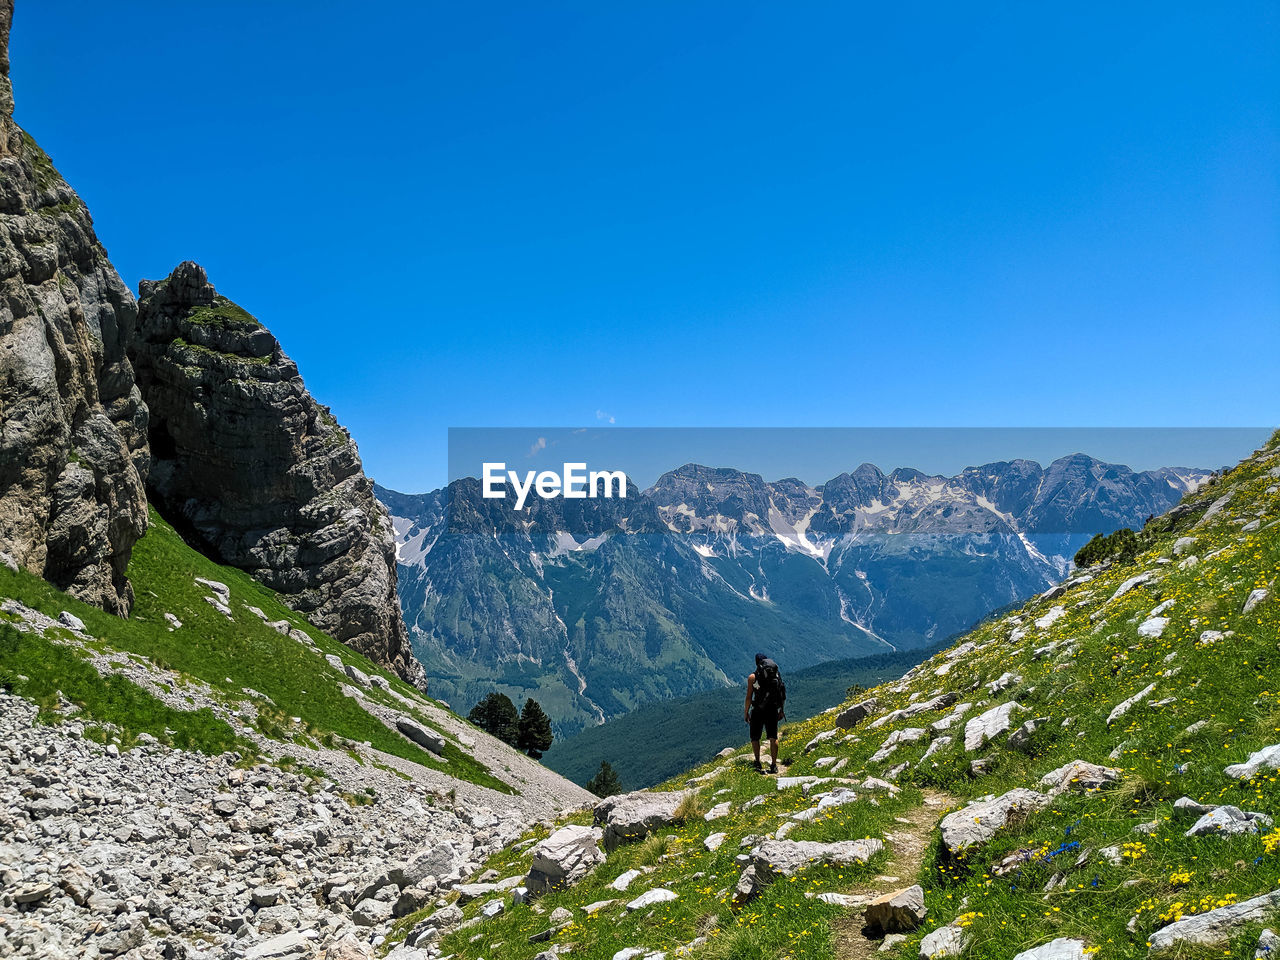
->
xmin=831 ymin=788 xmax=958 ymax=960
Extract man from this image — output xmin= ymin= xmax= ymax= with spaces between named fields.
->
xmin=744 ymin=652 xmax=785 ymax=773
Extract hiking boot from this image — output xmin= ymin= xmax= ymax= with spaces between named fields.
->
xmin=769 ymin=763 xmax=778 ymax=774
xmin=752 ymin=759 xmax=763 ymax=772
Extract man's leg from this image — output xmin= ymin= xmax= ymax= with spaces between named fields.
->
xmin=751 ymin=739 xmax=762 ymax=763
xmin=769 ymin=737 xmax=778 ymax=766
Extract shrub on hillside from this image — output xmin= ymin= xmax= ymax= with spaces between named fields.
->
xmin=1073 ymin=527 xmax=1140 ymax=568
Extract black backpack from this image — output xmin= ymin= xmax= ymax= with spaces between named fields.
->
xmin=756 ymin=658 xmax=787 ymax=706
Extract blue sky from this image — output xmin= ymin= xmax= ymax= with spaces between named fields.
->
xmin=12 ymin=2 xmax=1278 ymax=492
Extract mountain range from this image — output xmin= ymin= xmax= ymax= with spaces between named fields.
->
xmin=379 ymin=456 xmax=1207 ymax=736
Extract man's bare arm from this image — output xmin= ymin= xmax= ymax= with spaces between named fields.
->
xmin=743 ymin=673 xmax=754 ymax=721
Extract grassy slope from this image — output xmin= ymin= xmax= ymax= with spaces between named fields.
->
xmin=407 ymin=431 xmax=1280 ymax=960
xmin=0 ymin=508 xmax=511 ymax=793
xmin=545 ymin=647 xmax=934 ymax=791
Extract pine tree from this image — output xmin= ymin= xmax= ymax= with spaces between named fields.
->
xmin=516 ymin=698 xmax=554 ymax=759
xmin=467 ymin=692 xmax=519 ymax=746
xmin=585 ymin=760 xmax=622 ymax=798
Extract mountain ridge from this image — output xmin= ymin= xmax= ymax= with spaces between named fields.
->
xmin=379 ymin=453 xmax=1207 ymax=734
xmin=398 ymin=429 xmax=1280 ymax=960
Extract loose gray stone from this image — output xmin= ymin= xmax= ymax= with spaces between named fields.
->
xmin=865 ymin=885 xmax=927 ymax=933
xmin=918 ymin=924 xmax=968 ymax=958
xmin=526 ymin=824 xmax=606 ymax=894
xmin=964 ymin=702 xmax=1022 ymax=751
xmin=1148 ymin=889 xmax=1280 ymax=953
xmin=940 ymin=789 xmax=1052 ymax=856
xmin=1012 ymin=939 xmax=1087 ymax=960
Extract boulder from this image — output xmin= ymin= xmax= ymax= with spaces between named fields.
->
xmin=13 ymin=881 xmax=52 ymax=904
xmin=1012 ymin=939 xmax=1087 ymax=960
xmin=608 ymin=868 xmax=646 ymax=892
xmin=324 ymin=938 xmax=374 ymax=960
xmin=749 ymin=838 xmax=883 ymax=881
xmin=1225 ymin=743 xmax=1280 ymax=780
xmin=733 ymin=865 xmax=763 ymax=906
xmin=525 ymin=824 xmax=605 ymax=894
xmin=1256 ymin=930 xmax=1278 ymax=959
xmin=392 ymin=846 xmax=463 ymax=889
xmin=395 ymin=717 xmax=445 ymax=755
xmin=594 ymin=789 xmax=692 ymax=851
xmin=1039 ymin=760 xmax=1122 ymax=796
xmin=1183 ymin=805 xmax=1271 ymax=837
xmin=1172 ymin=796 xmax=1214 ymax=818
xmin=865 ymin=885 xmax=927 ymax=934
xmin=1110 ymin=571 xmax=1156 ymax=601
xmin=836 ymin=698 xmax=882 ymax=728
xmin=964 ymin=702 xmax=1022 ymax=752
xmin=1137 ymin=617 xmax=1169 ymax=638
xmin=353 ymin=896 xmax=394 ymax=926
xmin=939 ymin=789 xmax=1053 ymax=857
xmin=918 ymin=924 xmax=968 ymax=958
xmin=1007 ymin=717 xmax=1047 ymax=753
xmin=626 ymin=888 xmax=678 ymax=911
xmin=704 ymin=801 xmax=731 ymax=821
xmin=804 ymin=729 xmax=841 ymax=753
xmin=871 ymin=727 xmax=928 ymax=763
xmin=776 ymin=776 xmax=823 ymax=791
xmin=1243 ymin=588 xmax=1270 ymax=615
xmin=1107 ymin=683 xmax=1157 ymax=725
xmin=1034 ymin=606 xmax=1064 ymax=629
xmin=57 ymin=611 xmax=86 ymax=631
xmin=1148 ymin=889 xmax=1280 ymax=953
xmin=245 ymin=933 xmax=312 ymax=960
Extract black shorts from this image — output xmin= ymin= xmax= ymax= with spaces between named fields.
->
xmin=749 ymin=706 xmax=779 ymax=741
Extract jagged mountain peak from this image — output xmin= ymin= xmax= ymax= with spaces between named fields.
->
xmin=382 ymin=451 xmax=1207 ymax=734
xmin=427 ymin=431 xmax=1280 ymax=960
xmin=131 ymin=261 xmax=423 ymax=688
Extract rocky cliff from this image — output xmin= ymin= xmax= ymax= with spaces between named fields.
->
xmin=131 ymin=262 xmax=423 ymax=688
xmin=0 ymin=0 xmax=149 ymax=615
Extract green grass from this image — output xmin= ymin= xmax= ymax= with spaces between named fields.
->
xmin=409 ymin=431 xmax=1280 ymax=960
xmin=170 ymin=336 xmax=271 ymax=365
xmin=0 ymin=508 xmax=512 ymax=794
xmin=0 ymin=623 xmax=245 ymax=754
xmin=186 ymin=295 xmax=263 ymax=329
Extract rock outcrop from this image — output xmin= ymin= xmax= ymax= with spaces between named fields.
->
xmin=525 ymin=826 xmax=606 ymax=895
xmin=593 ymin=789 xmax=693 ymax=852
xmin=130 ymin=262 xmax=423 ymax=687
xmin=0 ymin=0 xmax=149 ymax=614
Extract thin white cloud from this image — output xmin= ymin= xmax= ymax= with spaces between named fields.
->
xmin=596 ymin=409 xmax=616 ymax=424
xmin=527 ymin=436 xmax=547 ymax=457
